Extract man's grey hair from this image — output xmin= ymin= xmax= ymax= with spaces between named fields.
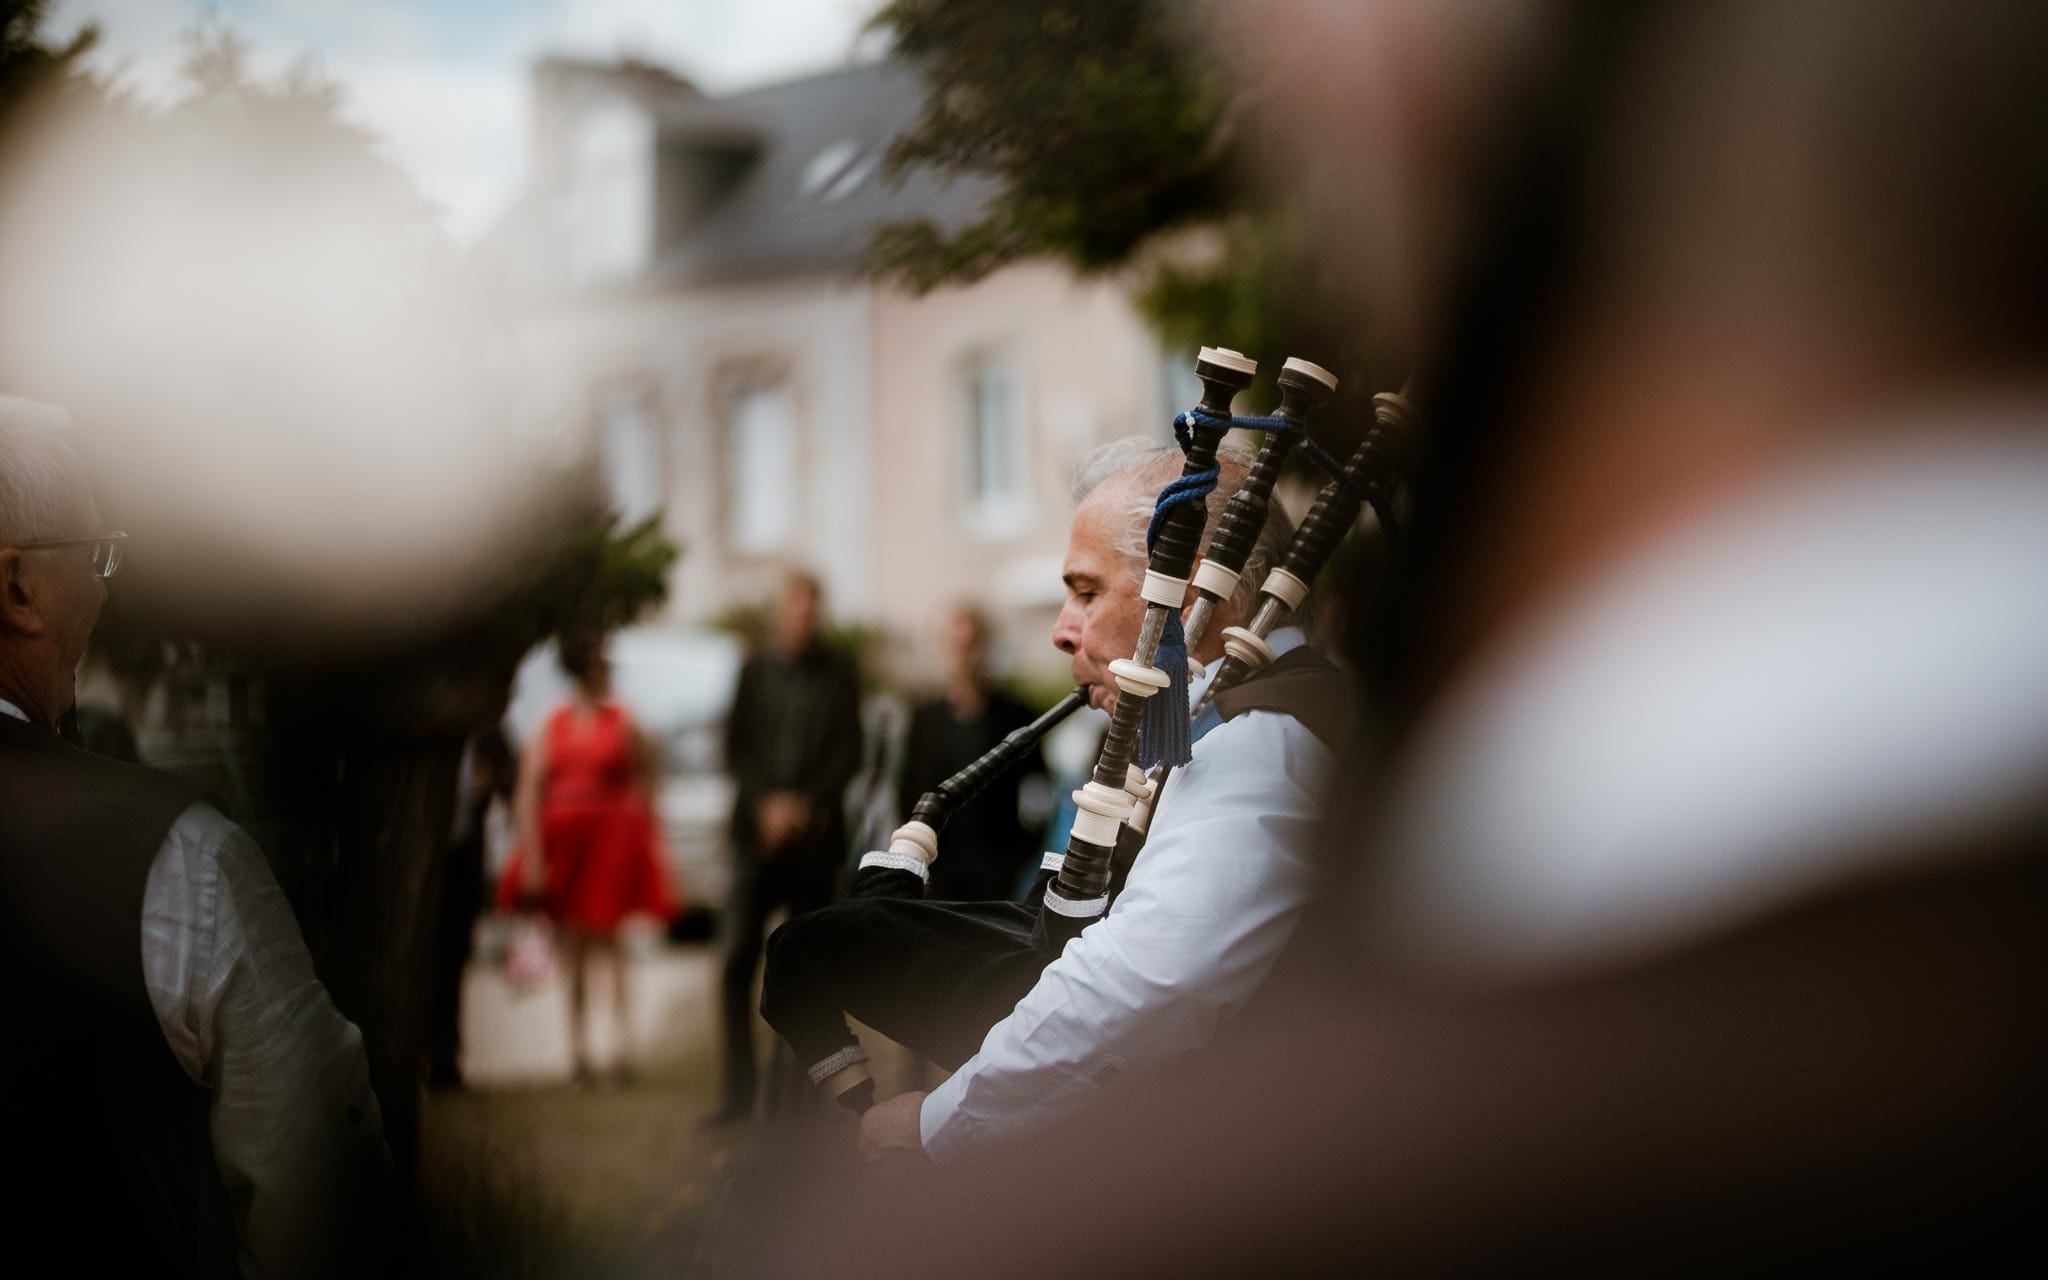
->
xmin=0 ymin=396 xmax=82 ymax=548
xmin=1070 ymin=435 xmax=1300 ymax=624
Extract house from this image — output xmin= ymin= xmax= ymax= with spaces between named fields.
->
xmin=489 ymin=55 xmax=1194 ymax=683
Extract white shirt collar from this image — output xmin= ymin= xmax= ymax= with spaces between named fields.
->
xmin=0 ymin=697 xmax=28 ymax=724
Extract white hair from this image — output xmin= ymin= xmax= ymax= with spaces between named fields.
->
xmin=1070 ymin=434 xmax=1300 ymax=624
xmin=0 ymin=395 xmax=84 ymax=547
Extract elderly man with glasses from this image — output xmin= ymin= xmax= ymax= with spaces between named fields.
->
xmin=0 ymin=395 xmax=388 ymax=1278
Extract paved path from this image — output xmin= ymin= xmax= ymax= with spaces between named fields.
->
xmin=458 ymin=931 xmax=721 ymax=1085
xmin=417 ymin=938 xmax=738 ymax=1278
xmin=415 ymin=931 xmax=933 ymax=1276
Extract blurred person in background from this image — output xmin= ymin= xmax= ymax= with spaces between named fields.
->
xmin=0 ymin=396 xmax=388 ymax=1278
xmin=765 ymin=1 xmax=2048 ymax=1271
xmin=898 ymin=603 xmax=1048 ymax=903
xmin=503 ymin=633 xmax=677 ymax=1085
xmin=428 ymin=724 xmax=515 ymax=1091
xmin=713 ymin=568 xmax=863 ymax=1125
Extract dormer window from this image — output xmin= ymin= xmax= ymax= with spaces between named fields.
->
xmin=801 ymin=139 xmax=876 ymax=203
xmin=658 ymin=127 xmax=761 ymax=240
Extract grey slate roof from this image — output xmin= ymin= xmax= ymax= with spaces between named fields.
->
xmin=647 ymin=60 xmax=995 ymax=286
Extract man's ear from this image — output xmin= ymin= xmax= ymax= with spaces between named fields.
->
xmin=0 ymin=550 xmax=47 ymax=637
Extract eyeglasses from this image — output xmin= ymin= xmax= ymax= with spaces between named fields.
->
xmin=16 ymin=531 xmax=127 ymax=579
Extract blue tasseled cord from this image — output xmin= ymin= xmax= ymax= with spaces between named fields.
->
xmin=1136 ymin=414 xmax=1219 ymax=769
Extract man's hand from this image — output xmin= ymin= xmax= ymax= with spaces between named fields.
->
xmin=859 ymin=1090 xmax=929 ymax=1169
xmin=755 ymin=791 xmax=814 ymax=855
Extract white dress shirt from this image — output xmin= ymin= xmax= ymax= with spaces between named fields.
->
xmin=919 ymin=628 xmax=1330 ymax=1162
xmin=1 ymin=698 xmax=388 ymax=1278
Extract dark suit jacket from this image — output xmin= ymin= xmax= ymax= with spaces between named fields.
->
xmin=724 ymin=641 xmax=863 ymax=868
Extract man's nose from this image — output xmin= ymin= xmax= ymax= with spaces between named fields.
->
xmin=1051 ymin=603 xmax=1079 ymax=655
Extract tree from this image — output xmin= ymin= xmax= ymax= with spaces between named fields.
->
xmin=870 ymin=0 xmax=1235 ymax=283
xmin=869 ymin=0 xmax=1395 ymax=411
xmin=0 ymin=0 xmax=93 ymax=118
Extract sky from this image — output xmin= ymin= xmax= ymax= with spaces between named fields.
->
xmin=54 ymin=0 xmax=886 ymax=241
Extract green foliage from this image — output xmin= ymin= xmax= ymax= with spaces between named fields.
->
xmin=869 ymin=0 xmax=1241 ymax=287
xmin=0 ymin=0 xmax=94 ymax=124
xmin=475 ymin=510 xmax=678 ymax=664
xmin=867 ymin=0 xmax=1390 ymax=407
xmin=1137 ymin=219 xmax=1311 ymax=403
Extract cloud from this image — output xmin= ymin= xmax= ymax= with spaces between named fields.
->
xmin=326 ymin=59 xmax=526 ymax=237
xmin=533 ymin=0 xmax=880 ymax=90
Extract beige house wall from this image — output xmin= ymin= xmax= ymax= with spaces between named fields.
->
xmin=509 ymin=274 xmax=879 ymax=628
xmin=509 ymin=260 xmax=1174 ymax=690
xmin=870 ymin=262 xmax=1170 ymax=684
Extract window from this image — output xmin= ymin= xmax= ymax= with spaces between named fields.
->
xmin=599 ymin=384 xmax=663 ymax=525
xmin=800 ymin=139 xmax=877 ymax=202
xmin=725 ymin=378 xmax=797 ymax=554
xmin=961 ymin=355 xmax=1030 ymax=535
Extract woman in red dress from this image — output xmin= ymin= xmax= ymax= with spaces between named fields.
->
xmin=505 ymin=633 xmax=678 ymax=1082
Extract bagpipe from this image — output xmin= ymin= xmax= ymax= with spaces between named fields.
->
xmin=1117 ymin=381 xmax=1417 ymax=861
xmin=761 ymin=347 xmax=1415 ymax=1113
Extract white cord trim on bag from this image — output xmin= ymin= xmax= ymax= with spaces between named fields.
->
xmin=807 ymin=1044 xmax=869 ymax=1085
xmin=1042 ymin=887 xmax=1110 ymax=919
xmin=859 ymin=850 xmax=932 ymax=881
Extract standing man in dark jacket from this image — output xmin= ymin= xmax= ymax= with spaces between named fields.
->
xmin=0 ymin=397 xmax=387 ymax=1277
xmin=713 ymin=569 xmax=862 ymax=1123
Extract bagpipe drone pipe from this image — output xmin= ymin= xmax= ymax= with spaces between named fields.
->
xmin=1112 ymin=383 xmax=1418 ymax=861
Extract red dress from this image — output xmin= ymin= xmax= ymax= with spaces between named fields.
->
xmin=499 ymin=702 xmax=678 ymax=933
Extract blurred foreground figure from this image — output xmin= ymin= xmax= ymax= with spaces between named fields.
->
xmin=428 ymin=725 xmax=515 ymax=1090
xmin=745 ymin=1 xmax=2046 ymax=1271
xmin=714 ymin=570 xmax=863 ymax=1123
xmin=0 ymin=398 xmax=388 ymax=1277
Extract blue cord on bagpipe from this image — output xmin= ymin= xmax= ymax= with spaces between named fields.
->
xmin=1180 ymin=407 xmax=1378 ymax=505
xmin=1135 ymin=413 xmax=1219 ymax=769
